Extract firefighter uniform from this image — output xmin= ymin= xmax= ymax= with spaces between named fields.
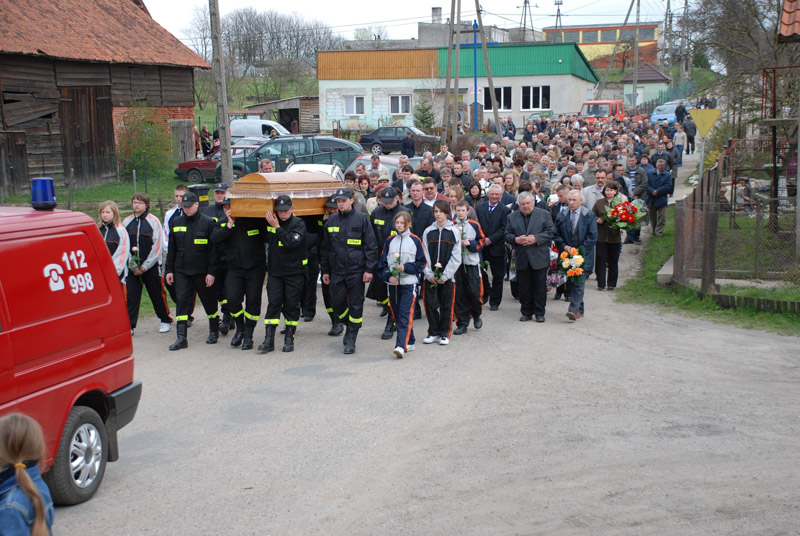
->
xmin=300 ymin=214 xmax=324 ymax=321
xmin=320 ymin=188 xmax=378 ymax=354
xmin=166 ymin=191 xmax=221 ymax=350
xmin=204 ymin=183 xmax=232 ymax=334
xmin=216 ymin=207 xmax=268 ymax=351
xmin=368 ymin=187 xmax=409 ymax=339
xmin=259 ymin=195 xmax=307 ymax=353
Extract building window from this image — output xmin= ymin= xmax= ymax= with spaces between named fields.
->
xmin=600 ymin=30 xmax=617 ymax=42
xmin=390 ymin=95 xmax=411 ymax=115
xmin=484 ymin=86 xmax=511 ymax=111
xmin=562 ymin=31 xmax=580 ymax=43
xmin=345 ymin=96 xmax=364 ymax=115
xmin=521 ymin=86 xmax=551 ymax=110
xmin=581 ymin=30 xmax=598 ymax=43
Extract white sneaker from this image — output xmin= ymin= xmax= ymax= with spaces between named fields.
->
xmin=393 ymin=347 xmax=404 ymax=359
xmin=159 ymin=322 xmax=171 ymax=333
xmin=438 ymin=337 xmax=450 ymax=346
xmin=406 ymin=344 xmax=416 ymax=351
xmin=423 ymin=335 xmax=440 ymax=344
xmin=130 ymin=329 xmax=135 ymax=336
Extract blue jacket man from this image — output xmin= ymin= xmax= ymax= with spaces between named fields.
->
xmin=554 ymin=190 xmax=598 ymax=320
xmin=646 ymin=159 xmax=672 ymax=237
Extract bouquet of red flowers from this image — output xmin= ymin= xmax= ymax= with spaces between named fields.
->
xmin=603 ymin=199 xmax=646 ymax=233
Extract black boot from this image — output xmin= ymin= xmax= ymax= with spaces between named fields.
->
xmin=230 ymin=316 xmax=245 ymax=347
xmin=169 ymin=322 xmax=188 ymax=351
xmin=342 ymin=324 xmax=352 ymax=347
xmin=344 ymin=326 xmax=359 ymax=354
xmin=282 ymin=325 xmax=296 ymax=352
xmin=328 ymin=313 xmax=344 ymax=336
xmin=241 ymin=319 xmax=256 ymax=351
xmin=258 ymin=325 xmax=276 ymax=353
xmin=219 ymin=312 xmax=232 ymax=335
xmin=206 ymin=317 xmax=219 ymax=344
xmin=380 ymin=314 xmax=395 ymax=340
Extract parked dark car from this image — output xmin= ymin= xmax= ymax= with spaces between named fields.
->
xmin=358 ymin=126 xmax=439 ymax=156
xmin=216 ymin=135 xmax=363 ymax=178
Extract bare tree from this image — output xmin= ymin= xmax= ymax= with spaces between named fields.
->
xmin=183 ymin=5 xmax=212 ymax=62
xmin=353 ymin=25 xmax=388 ymax=41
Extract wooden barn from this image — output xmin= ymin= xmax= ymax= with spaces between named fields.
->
xmin=244 ymin=97 xmax=321 ymax=134
xmin=0 ymin=0 xmax=209 ymax=194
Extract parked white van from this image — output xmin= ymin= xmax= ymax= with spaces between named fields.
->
xmin=230 ymin=119 xmax=290 ymax=140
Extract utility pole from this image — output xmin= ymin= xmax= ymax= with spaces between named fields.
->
xmin=596 ymin=0 xmax=635 ymax=99
xmin=474 ymin=0 xmax=501 ymax=133
xmin=451 ymin=1 xmax=463 ymax=148
xmin=209 ymin=0 xmax=232 ymax=183
xmin=681 ymin=0 xmax=689 ymax=84
xmin=664 ymin=0 xmax=672 ymax=82
xmin=442 ymin=0 xmax=456 ymax=142
xmin=632 ymin=0 xmax=640 ymax=110
xmin=554 ymin=0 xmax=563 ymax=40
xmin=519 ymin=0 xmax=536 ymax=42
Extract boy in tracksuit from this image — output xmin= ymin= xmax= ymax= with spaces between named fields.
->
xmin=377 ymin=211 xmax=427 ymax=359
xmin=421 ymin=200 xmax=462 ymax=346
xmin=452 ymin=200 xmax=485 ymax=335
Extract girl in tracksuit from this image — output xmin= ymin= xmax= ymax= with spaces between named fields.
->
xmin=99 ymin=200 xmax=130 ymax=284
xmin=377 ymin=212 xmax=426 ymax=359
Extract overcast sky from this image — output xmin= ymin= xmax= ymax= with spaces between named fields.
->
xmin=145 ymin=0 xmax=674 ymax=46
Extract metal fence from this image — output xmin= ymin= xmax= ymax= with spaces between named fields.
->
xmin=636 ymin=81 xmax=697 ymax=116
xmin=673 ymin=148 xmax=800 ymax=313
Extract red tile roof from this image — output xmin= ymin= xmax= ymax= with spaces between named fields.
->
xmin=780 ymin=0 xmax=800 ymax=42
xmin=0 ymin=0 xmax=210 ymax=68
xmin=620 ymin=63 xmax=671 ymax=83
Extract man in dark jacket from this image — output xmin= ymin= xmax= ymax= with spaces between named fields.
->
xmin=165 ymin=191 xmax=221 ymax=350
xmin=505 ymin=192 xmax=554 ymax=322
xmin=401 ymin=130 xmax=415 ymax=158
xmin=647 ymin=159 xmax=672 ymax=237
xmin=476 ymin=184 xmax=511 ymax=310
xmin=204 ymin=183 xmax=233 ymax=335
xmin=217 ymin=198 xmax=268 ymax=350
xmin=258 ymin=195 xmax=308 ymax=354
xmin=320 ymin=188 xmax=378 ymax=354
xmin=553 ymin=191 xmax=598 ymax=321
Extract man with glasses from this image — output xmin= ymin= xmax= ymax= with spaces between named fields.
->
xmin=421 ymin=178 xmax=446 ymax=207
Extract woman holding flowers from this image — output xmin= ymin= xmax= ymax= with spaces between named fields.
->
xmin=377 ymin=212 xmax=427 ymax=359
xmin=592 ymin=181 xmax=624 ymax=290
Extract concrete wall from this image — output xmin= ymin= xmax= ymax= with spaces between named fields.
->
xmin=623 ymin=81 xmax=669 ymax=104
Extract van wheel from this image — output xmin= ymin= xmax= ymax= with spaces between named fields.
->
xmin=186 ymin=169 xmax=203 ymax=183
xmin=43 ymin=406 xmax=107 ymax=505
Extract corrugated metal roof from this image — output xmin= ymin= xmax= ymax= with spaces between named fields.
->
xmin=437 ymin=43 xmax=598 ymax=83
xmin=0 ymin=0 xmax=209 ymax=68
xmin=780 ymin=0 xmax=800 ymax=42
xmin=619 ymin=63 xmax=671 ymax=83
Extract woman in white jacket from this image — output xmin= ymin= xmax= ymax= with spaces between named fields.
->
xmin=377 ymin=212 xmax=427 ymax=359
xmin=98 ymin=200 xmax=130 ymax=284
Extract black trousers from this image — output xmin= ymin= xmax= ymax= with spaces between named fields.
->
xmin=595 ymin=241 xmax=621 ymax=289
xmin=517 ymin=265 xmax=548 ymax=317
xmin=264 ymin=273 xmax=305 ymax=326
xmin=330 ymin=273 xmax=365 ymax=327
xmin=483 ymin=250 xmax=506 ymax=307
xmin=423 ymin=279 xmax=455 ymax=337
xmin=226 ymin=266 xmax=266 ymax=322
xmin=212 ymin=264 xmax=230 ymax=316
xmin=301 ymin=254 xmax=320 ymax=318
xmin=454 ymin=264 xmax=482 ymax=326
xmin=686 ymin=135 xmax=695 ymax=154
xmin=127 ymin=264 xmax=171 ymax=328
xmin=174 ymin=273 xmax=218 ymax=324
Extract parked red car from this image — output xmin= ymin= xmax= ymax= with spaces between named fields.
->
xmin=175 ymin=145 xmax=257 ymax=182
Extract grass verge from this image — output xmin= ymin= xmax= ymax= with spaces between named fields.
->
xmin=616 ymin=206 xmax=800 ymax=336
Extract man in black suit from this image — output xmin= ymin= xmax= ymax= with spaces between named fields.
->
xmin=548 ymin=184 xmax=571 ymax=301
xmin=505 ymin=192 xmax=554 ymax=322
xmin=476 ymin=184 xmax=511 ymax=310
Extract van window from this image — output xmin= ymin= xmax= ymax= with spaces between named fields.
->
xmin=0 ymin=233 xmax=109 ymax=329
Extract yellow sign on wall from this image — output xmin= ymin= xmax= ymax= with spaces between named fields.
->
xmin=691 ymin=109 xmax=722 ymax=138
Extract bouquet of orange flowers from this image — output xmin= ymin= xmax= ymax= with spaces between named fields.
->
xmin=557 ymin=247 xmax=585 ymax=284
xmin=603 ymin=199 xmax=646 ymax=233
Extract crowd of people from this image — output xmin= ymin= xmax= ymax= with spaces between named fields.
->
xmin=98 ymin=111 xmax=689 ymax=360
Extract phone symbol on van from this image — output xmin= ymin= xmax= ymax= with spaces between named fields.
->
xmin=44 ymin=263 xmax=65 ymax=291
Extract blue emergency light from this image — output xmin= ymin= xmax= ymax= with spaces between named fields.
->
xmin=31 ymin=177 xmax=57 ymax=210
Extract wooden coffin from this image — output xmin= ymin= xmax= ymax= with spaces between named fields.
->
xmin=228 ymin=171 xmax=342 ymax=217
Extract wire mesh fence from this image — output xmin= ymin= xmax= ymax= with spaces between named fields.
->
xmin=673 ymin=149 xmax=800 ymax=312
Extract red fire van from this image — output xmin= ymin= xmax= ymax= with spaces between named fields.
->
xmin=0 ymin=206 xmax=141 ymax=504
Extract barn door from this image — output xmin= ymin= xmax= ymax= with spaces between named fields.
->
xmin=0 ymin=132 xmax=28 ymax=195
xmin=169 ymin=119 xmax=194 ymax=163
xmin=59 ymin=86 xmax=116 ymax=184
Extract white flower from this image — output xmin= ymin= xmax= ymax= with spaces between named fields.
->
xmin=131 ymin=247 xmax=138 ymax=252
xmin=394 ymin=252 xmax=400 ymax=259
xmin=435 ymin=262 xmax=442 ymax=269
